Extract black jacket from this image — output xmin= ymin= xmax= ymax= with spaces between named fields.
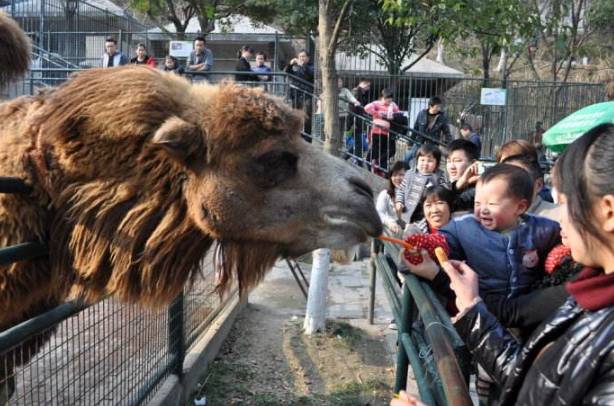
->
xmin=235 ymin=57 xmax=253 ymax=82
xmin=413 ymin=109 xmax=451 ymax=143
xmin=284 ymin=62 xmax=314 ymax=90
xmin=455 ymin=298 xmax=614 ymax=405
xmin=450 ymin=181 xmax=475 ymax=213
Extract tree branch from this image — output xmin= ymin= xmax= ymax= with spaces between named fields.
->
xmin=328 ymin=0 xmax=354 ymax=52
xmin=401 ymin=42 xmax=434 ymax=73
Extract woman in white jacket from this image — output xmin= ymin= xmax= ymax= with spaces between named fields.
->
xmin=376 ymin=161 xmax=409 ymax=235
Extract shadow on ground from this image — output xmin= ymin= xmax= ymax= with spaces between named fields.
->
xmin=193 ymin=309 xmax=393 ymax=405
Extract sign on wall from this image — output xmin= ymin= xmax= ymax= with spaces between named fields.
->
xmin=480 ymin=88 xmax=507 ymax=106
xmin=169 ymin=41 xmax=193 ymax=58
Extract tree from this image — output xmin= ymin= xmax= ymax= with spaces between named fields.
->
xmin=526 ymin=0 xmax=604 ymax=83
xmin=129 ymin=0 xmax=196 ymax=38
xmin=129 ymin=0 xmax=277 ymax=36
xmin=242 ymin=0 xmax=319 ymax=35
xmin=319 ymin=0 xmax=354 ymax=156
xmin=377 ymin=0 xmax=466 ymax=74
xmin=461 ymin=0 xmax=540 ymax=82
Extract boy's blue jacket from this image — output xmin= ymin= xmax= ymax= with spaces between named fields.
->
xmin=439 ymin=213 xmax=561 ymax=298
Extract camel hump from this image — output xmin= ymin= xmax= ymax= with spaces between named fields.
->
xmin=0 ymin=13 xmax=31 ymax=88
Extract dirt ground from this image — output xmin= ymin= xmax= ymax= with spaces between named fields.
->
xmin=190 ymin=261 xmax=396 ymax=405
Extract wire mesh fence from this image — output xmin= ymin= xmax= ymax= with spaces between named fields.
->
xmin=0 ymin=252 xmax=228 ymax=405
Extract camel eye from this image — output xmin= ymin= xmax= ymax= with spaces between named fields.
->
xmin=253 ymin=150 xmax=298 ymax=188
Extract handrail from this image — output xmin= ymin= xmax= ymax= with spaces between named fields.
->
xmin=0 ymin=300 xmax=85 ymax=352
xmin=371 ymin=240 xmax=471 ymax=405
xmin=401 ymin=273 xmax=471 ymax=406
xmin=343 ymin=108 xmax=446 ymax=147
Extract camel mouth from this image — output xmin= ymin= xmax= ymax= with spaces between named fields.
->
xmin=322 ymin=210 xmax=382 ymax=239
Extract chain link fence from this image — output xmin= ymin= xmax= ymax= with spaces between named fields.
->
xmin=0 ymin=251 xmax=234 ymax=405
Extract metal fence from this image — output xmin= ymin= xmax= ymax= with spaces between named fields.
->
xmin=370 ymin=239 xmax=472 ymax=406
xmin=332 ymin=75 xmax=605 ymax=158
xmin=0 ymin=175 xmax=231 ymax=405
xmin=0 ymin=253 xmax=228 ymax=405
xmin=4 ymin=0 xmax=147 ymax=35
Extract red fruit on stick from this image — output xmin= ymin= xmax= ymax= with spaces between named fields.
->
xmin=544 ymin=244 xmax=572 ymax=274
xmin=403 ymin=233 xmax=450 ymax=265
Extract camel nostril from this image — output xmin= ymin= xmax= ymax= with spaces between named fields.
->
xmin=348 ymin=177 xmax=373 ymax=199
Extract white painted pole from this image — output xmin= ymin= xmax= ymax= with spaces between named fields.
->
xmin=303 ymin=248 xmax=330 ymax=335
xmin=436 ymin=39 xmax=445 ymax=64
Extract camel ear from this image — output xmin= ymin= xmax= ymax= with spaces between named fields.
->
xmin=151 ymin=116 xmax=204 ymax=163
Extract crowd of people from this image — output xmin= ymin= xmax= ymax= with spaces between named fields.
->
xmin=100 ymin=36 xmax=274 ymax=83
xmin=99 ymin=35 xmax=613 ymax=405
xmin=381 ymin=125 xmax=614 ymax=405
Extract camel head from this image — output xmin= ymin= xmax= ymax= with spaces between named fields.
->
xmin=29 ymin=67 xmax=381 ymax=302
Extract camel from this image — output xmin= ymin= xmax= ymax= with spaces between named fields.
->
xmin=0 ymin=19 xmax=381 ymax=401
xmin=0 ymin=62 xmax=382 ymax=320
xmin=0 ymin=59 xmax=381 ymax=401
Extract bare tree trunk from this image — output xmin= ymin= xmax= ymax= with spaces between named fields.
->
xmin=436 ymin=39 xmax=445 ymax=64
xmin=495 ymin=48 xmax=507 ymax=73
xmin=481 ymin=42 xmax=491 ymax=84
xmin=319 ymin=0 xmax=342 ymax=157
xmin=526 ymin=48 xmax=541 ymax=81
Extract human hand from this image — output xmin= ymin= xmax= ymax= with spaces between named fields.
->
xmin=456 ymin=162 xmax=479 ymax=190
xmin=388 ymin=222 xmax=402 ymax=234
xmin=354 ymin=101 xmax=361 ymax=106
xmin=395 ymin=203 xmax=404 ymax=213
xmin=403 ymin=223 xmax=421 ymax=237
xmin=290 ymin=58 xmax=298 ymax=65
xmin=440 ymin=260 xmax=480 ymax=313
xmin=390 ymin=391 xmax=425 ymax=406
xmin=400 ymin=249 xmax=439 ymax=280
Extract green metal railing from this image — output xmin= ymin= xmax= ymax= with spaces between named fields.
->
xmin=370 ymin=239 xmax=472 ymax=406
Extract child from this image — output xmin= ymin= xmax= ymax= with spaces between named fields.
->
xmin=162 ymin=55 xmax=184 ymax=74
xmin=395 ymin=144 xmax=446 ymax=224
xmin=364 ymin=88 xmax=399 ymax=171
xmin=445 ymin=139 xmax=479 ymax=213
xmin=402 ymin=163 xmax=562 ymax=404
xmin=402 ymin=164 xmax=561 ymax=320
xmin=442 ymin=164 xmax=561 ymax=299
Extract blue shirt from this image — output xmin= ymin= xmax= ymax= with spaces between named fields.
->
xmin=439 ymin=213 xmax=561 ymax=299
xmin=252 ymin=65 xmax=272 ymax=81
xmin=469 ymin=133 xmax=482 ymax=155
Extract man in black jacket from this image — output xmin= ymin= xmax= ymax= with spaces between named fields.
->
xmin=285 ymin=50 xmax=314 ymax=141
xmin=406 ymin=96 xmax=452 ymax=164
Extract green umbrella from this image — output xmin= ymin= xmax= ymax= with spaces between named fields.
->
xmin=543 ymin=101 xmax=614 ymax=152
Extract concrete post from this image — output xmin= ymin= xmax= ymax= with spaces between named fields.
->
xmin=303 ymin=248 xmax=330 ymax=334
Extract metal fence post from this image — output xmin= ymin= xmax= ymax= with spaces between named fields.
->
xmin=394 ymin=283 xmax=412 ymax=393
xmin=368 ymin=239 xmax=379 ymax=325
xmin=168 ymin=294 xmax=185 ymax=377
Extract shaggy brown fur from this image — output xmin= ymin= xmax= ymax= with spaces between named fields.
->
xmin=0 ymin=13 xmax=30 ymax=88
xmin=0 ymin=66 xmax=381 ymax=323
xmin=0 ymin=21 xmax=380 ymax=398
xmin=0 ymin=67 xmax=382 ymax=398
